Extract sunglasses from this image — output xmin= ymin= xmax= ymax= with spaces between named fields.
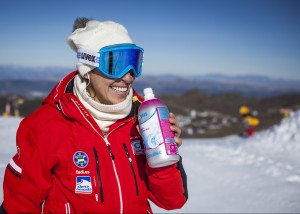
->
xmin=77 ymin=44 xmax=144 ymax=79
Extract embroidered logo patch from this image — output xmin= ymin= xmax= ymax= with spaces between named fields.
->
xmin=131 ymin=140 xmax=144 ymax=155
xmin=73 ymin=151 xmax=89 ymax=168
xmin=75 ymin=176 xmax=92 ymax=194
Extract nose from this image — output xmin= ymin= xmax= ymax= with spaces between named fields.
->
xmin=121 ymin=70 xmax=135 ymax=83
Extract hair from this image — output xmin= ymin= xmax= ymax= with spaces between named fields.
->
xmin=72 ymin=17 xmax=91 ymax=32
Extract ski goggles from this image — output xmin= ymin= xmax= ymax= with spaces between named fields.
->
xmin=77 ymin=44 xmax=144 ymax=79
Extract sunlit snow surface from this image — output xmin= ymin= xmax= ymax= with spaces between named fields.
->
xmin=1 ymin=111 xmax=300 ymax=213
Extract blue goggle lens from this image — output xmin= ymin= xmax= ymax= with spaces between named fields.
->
xmin=99 ymin=45 xmax=143 ymax=78
xmin=77 ymin=44 xmax=144 ymax=79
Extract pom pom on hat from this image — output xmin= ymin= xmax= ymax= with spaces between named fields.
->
xmin=67 ymin=20 xmax=133 ymax=77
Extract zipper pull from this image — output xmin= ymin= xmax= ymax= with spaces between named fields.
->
xmin=123 ymin=144 xmax=132 ymax=162
xmin=103 ymin=131 xmax=108 ymax=138
xmin=103 ymin=136 xmax=114 ymax=160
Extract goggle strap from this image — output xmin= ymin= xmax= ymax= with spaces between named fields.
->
xmin=77 ymin=49 xmax=100 ymax=67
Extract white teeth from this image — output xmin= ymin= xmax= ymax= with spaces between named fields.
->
xmin=112 ymin=87 xmax=128 ymax=92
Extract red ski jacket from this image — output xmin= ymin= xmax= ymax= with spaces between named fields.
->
xmin=1 ymin=71 xmax=188 ymax=213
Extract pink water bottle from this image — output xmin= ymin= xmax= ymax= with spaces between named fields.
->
xmin=138 ymin=88 xmax=179 ymax=168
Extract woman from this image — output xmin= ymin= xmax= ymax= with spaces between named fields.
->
xmin=0 ymin=18 xmax=188 ymax=213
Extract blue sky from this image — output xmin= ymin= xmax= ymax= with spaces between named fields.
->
xmin=0 ymin=0 xmax=300 ymax=80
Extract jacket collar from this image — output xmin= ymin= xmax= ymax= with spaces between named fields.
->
xmin=42 ymin=70 xmax=143 ymax=136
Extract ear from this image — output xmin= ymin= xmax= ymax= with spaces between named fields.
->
xmin=84 ymin=73 xmax=91 ymax=84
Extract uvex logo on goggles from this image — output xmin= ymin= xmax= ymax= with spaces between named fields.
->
xmin=77 ymin=44 xmax=144 ymax=79
xmin=77 ymin=50 xmax=100 ymax=67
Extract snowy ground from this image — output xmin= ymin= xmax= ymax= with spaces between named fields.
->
xmin=1 ymin=111 xmax=300 ymax=213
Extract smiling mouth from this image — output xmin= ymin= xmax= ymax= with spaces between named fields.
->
xmin=111 ymin=86 xmax=128 ymax=93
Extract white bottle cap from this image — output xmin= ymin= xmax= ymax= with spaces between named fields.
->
xmin=143 ymin=88 xmax=155 ymax=100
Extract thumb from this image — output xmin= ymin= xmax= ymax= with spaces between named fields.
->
xmin=136 ymin=124 xmax=141 ymax=136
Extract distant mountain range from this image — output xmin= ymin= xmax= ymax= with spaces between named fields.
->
xmin=1 ymin=65 xmax=300 ymax=137
xmin=1 ymin=65 xmax=300 ymax=98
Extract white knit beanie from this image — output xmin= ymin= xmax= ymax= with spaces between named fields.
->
xmin=67 ymin=20 xmax=133 ymax=77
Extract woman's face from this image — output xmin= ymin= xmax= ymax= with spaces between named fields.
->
xmin=89 ymin=69 xmax=135 ymax=105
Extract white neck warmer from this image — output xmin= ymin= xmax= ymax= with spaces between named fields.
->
xmin=73 ymin=75 xmax=133 ymax=132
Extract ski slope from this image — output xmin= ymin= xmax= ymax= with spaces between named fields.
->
xmin=1 ymin=111 xmax=300 ymax=213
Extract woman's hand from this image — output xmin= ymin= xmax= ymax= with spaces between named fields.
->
xmin=136 ymin=112 xmax=183 ymax=148
xmin=169 ymin=112 xmax=183 ymax=148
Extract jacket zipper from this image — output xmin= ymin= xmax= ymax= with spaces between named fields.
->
xmin=103 ymin=135 xmax=123 ymax=214
xmin=93 ymin=148 xmax=104 ymax=203
xmin=123 ymin=143 xmax=139 ymax=196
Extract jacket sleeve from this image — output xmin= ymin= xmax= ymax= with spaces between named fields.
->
xmin=146 ymin=156 xmax=188 ymax=210
xmin=2 ymin=119 xmax=53 ymax=213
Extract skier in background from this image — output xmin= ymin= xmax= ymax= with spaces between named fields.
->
xmin=280 ymin=108 xmax=293 ymax=118
xmin=239 ymin=105 xmax=260 ymax=137
xmin=2 ymin=103 xmax=11 ymax=117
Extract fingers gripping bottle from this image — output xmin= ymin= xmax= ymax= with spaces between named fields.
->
xmin=138 ymin=88 xmax=180 ymax=168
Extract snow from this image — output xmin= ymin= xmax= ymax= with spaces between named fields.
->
xmin=1 ymin=111 xmax=300 ymax=213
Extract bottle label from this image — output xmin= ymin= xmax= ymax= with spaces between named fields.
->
xmin=140 ymin=107 xmax=178 ymax=155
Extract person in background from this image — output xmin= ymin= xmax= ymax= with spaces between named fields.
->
xmin=2 ymin=103 xmax=11 ymax=117
xmin=239 ymin=105 xmax=260 ymax=137
xmin=0 ymin=17 xmax=188 ymax=213
xmin=280 ymin=108 xmax=293 ymax=118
